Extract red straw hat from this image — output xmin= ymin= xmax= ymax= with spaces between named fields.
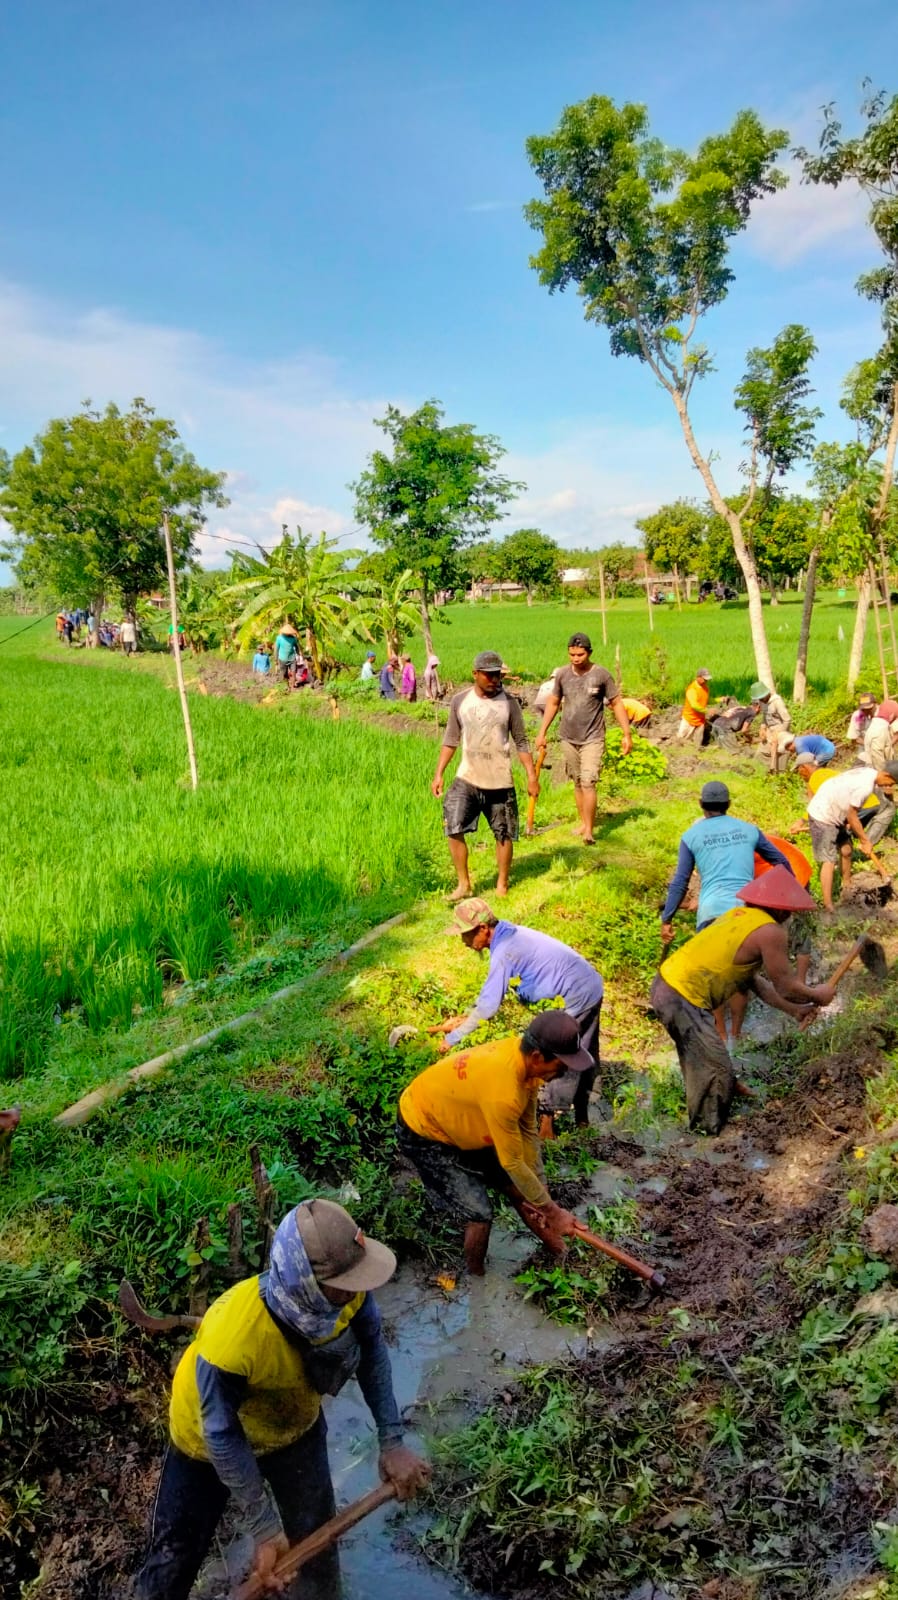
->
xmin=736 ymin=864 xmax=816 ymax=913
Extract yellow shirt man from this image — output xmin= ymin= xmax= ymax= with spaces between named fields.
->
xmin=400 ymin=1035 xmax=549 ymax=1205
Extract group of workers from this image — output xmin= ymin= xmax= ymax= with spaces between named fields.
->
xmin=360 ymin=649 xmax=442 ymax=702
xmin=131 ymin=633 xmax=898 ymax=1600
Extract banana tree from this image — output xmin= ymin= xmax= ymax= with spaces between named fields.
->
xmin=360 ymin=568 xmax=422 ymax=657
xmin=224 ymin=528 xmax=368 ymax=678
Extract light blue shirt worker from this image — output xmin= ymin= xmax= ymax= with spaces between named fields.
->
xmin=662 ymin=812 xmax=791 ymax=930
xmin=793 ymin=733 xmax=835 ymax=765
xmin=444 ymin=920 xmax=604 ymax=1047
xmin=252 ymin=651 xmax=271 ymax=674
xmin=274 ymin=631 xmax=298 ymax=664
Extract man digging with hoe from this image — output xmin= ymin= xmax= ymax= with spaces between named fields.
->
xmin=397 ymin=1013 xmax=593 ymax=1274
xmin=134 ymin=1199 xmax=429 ymax=1600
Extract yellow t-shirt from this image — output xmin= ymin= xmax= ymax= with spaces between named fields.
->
xmin=169 ymin=1275 xmax=362 ymax=1460
xmin=399 ymin=1035 xmax=548 ymax=1205
xmin=660 ymin=906 xmax=773 ymax=1011
xmin=681 ymin=679 xmax=709 ymax=728
xmin=622 ymin=698 xmax=651 ymax=725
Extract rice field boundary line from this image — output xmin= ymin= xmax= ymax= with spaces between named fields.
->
xmin=54 ymin=911 xmax=409 ymax=1129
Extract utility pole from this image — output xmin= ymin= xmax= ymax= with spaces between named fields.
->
xmin=163 ymin=512 xmax=198 ymax=790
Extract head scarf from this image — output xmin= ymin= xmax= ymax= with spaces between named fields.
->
xmin=877 ymin=700 xmax=898 ymax=723
xmin=426 ymin=654 xmax=440 ymax=668
xmin=262 ymin=1207 xmax=349 ymax=1344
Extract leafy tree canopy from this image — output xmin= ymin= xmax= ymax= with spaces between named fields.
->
xmin=636 ymin=500 xmax=709 ymax=574
xmin=734 ymin=324 xmax=821 ymax=486
xmin=498 ymin=527 xmax=561 ymax=595
xmin=0 ymin=399 xmax=227 ymax=607
xmin=350 ymin=402 xmax=522 ymax=600
xmin=525 ymin=97 xmax=787 ymax=374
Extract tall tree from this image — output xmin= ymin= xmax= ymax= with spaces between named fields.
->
xmin=0 ymin=399 xmax=226 ymax=617
xmin=798 ymin=89 xmax=898 ymax=688
xmin=525 ymin=97 xmax=807 ymax=687
xmin=497 ymin=527 xmax=561 ymax=604
xmin=350 ymin=401 xmax=522 ymax=654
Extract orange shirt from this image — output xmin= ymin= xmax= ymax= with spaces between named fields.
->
xmin=681 ymin=679 xmax=709 ymax=728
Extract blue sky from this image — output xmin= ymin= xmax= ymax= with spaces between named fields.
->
xmin=1 ymin=0 xmax=896 ymax=577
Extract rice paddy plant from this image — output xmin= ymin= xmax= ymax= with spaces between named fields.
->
xmin=0 ymin=636 xmax=444 ymax=1080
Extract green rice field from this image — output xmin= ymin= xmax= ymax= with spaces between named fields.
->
xmin=0 ymin=617 xmax=445 ymax=1080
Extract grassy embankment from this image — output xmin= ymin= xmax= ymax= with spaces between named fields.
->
xmin=4 ymin=612 xmax=898 ymax=1599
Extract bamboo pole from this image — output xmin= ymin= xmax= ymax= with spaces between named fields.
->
xmin=598 ymin=563 xmax=608 ymax=647
xmin=614 ymin=642 xmax=621 ymax=687
xmin=672 ymin=564 xmax=682 ymax=610
xmin=55 ymin=912 xmax=408 ymax=1128
xmin=163 ymin=512 xmax=198 ymax=790
xmin=643 ymin=566 xmax=654 ymax=633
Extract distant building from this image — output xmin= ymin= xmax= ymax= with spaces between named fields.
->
xmin=560 ymin=567 xmax=590 ymax=586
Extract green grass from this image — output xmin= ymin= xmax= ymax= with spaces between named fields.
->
xmin=0 ymin=621 xmax=446 ymax=1080
xmin=377 ymin=589 xmax=878 ymax=704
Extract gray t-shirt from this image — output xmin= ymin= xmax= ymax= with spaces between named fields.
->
xmin=550 ymin=663 xmax=620 ymax=745
xmin=445 ymin=686 xmax=529 ymax=790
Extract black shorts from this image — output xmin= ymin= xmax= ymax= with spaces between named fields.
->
xmin=442 ymin=778 xmax=519 ymax=843
xmin=396 ymin=1114 xmax=512 ymax=1224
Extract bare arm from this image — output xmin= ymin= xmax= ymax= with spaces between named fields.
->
xmin=431 ymin=743 xmax=457 ymax=797
xmin=609 ymin=694 xmax=632 ymax=755
xmin=745 ymin=923 xmax=834 ymax=1006
xmin=536 ymin=693 xmax=561 ymax=747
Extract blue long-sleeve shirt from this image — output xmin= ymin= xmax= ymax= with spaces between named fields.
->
xmin=794 ymin=733 xmax=835 ymax=764
xmin=661 ymin=815 xmax=792 ymax=929
xmin=445 ymin=920 xmax=603 ymax=1046
xmin=196 ymin=1291 xmax=403 ymax=1540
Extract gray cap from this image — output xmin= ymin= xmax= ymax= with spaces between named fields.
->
xmin=880 ymin=762 xmax=898 ymax=781
xmin=791 ymin=753 xmax=818 ymax=771
xmin=700 ymin=780 xmax=730 ymax=806
xmin=473 ymin=650 xmax=504 ymax=673
xmin=696 ymin=668 xmax=712 ymax=680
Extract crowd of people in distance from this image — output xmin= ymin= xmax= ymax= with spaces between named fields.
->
xmin=252 ymin=625 xmax=312 ymax=688
xmin=360 ymin=649 xmax=442 ymax=702
xmin=56 ymin=607 xmax=142 ymax=652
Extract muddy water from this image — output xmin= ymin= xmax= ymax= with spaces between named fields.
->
xmin=193 ymin=1224 xmax=607 ymax=1599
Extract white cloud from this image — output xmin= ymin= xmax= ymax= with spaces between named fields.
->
xmin=465 ymin=200 xmax=519 ymax=214
xmin=0 ymin=277 xmax=391 ymax=573
xmin=747 ymin=160 xmax=869 ymax=267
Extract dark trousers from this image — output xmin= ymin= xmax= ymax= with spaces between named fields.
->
xmin=134 ymin=1413 xmax=339 ymax=1600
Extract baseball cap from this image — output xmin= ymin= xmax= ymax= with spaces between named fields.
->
xmin=736 ymin=865 xmax=815 ymax=913
xmin=750 ymin=681 xmax=771 ymax=700
xmin=696 ymin=668 xmax=712 ymax=680
xmin=791 ymin=753 xmax=818 ymax=771
xmin=473 ymin=650 xmax=504 ymax=673
xmin=568 ymin=632 xmax=592 ymax=651
xmin=525 ymin=1012 xmax=593 ymax=1072
xmin=700 ymin=780 xmax=730 ymax=806
xmin=859 ymin=692 xmax=877 ymax=709
xmin=879 ymin=762 xmax=898 ymax=782
xmin=295 ymin=1199 xmax=397 ymax=1292
xmin=365 ymin=650 xmax=376 ymax=658
xmin=446 ymin=897 xmax=495 ymax=934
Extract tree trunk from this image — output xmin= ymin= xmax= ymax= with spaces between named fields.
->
xmin=526 ymin=585 xmax=533 ymax=607
xmin=387 ymin=629 xmax=400 ymax=658
xmin=670 ymin=390 xmax=776 ymax=689
xmin=418 ymin=588 xmax=435 ymax=656
xmin=768 ymin=582 xmax=779 ymax=606
xmin=847 ymin=571 xmax=871 ymax=693
xmin=306 ymin=627 xmax=321 ymax=679
xmin=792 ymin=543 xmax=820 ymax=705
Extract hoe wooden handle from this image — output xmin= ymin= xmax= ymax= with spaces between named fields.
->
xmin=827 ymin=936 xmax=871 ymax=990
xmin=235 ymin=1483 xmax=396 ymax=1600
xmin=572 ymin=1221 xmax=666 ymax=1290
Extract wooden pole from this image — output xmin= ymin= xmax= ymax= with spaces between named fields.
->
xmin=598 ymin=563 xmax=608 ymax=647
xmin=163 ymin=512 xmax=198 ymax=791
xmin=644 ymin=565 xmax=654 ymax=633
xmin=869 ymin=560 xmax=889 ymax=702
xmin=614 ymin=641 xmax=621 ymax=687
xmin=672 ymin=564 xmax=682 ymax=611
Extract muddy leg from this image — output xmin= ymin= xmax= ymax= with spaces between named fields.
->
xmin=447 ymin=835 xmax=472 ymax=899
xmin=838 ymin=841 xmax=854 ymax=903
xmin=133 ymin=1444 xmax=227 ymax=1600
xmin=820 ymin=860 xmax=836 ymax=912
xmin=728 ymin=990 xmax=748 ymax=1041
xmin=264 ymin=1416 xmax=341 ymax=1600
xmin=494 ymin=838 xmax=513 ymax=896
xmin=463 ymin=1220 xmax=491 ymax=1275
